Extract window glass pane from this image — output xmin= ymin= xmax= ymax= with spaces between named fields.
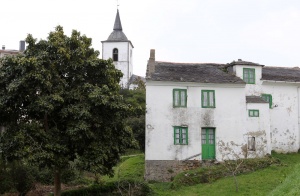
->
xmin=180 ymin=91 xmax=186 ymax=106
xmin=243 ymin=69 xmax=248 ymax=82
xmin=209 ymin=91 xmax=214 ymax=106
xmin=249 ymin=110 xmax=253 ymax=116
xmin=249 ymin=70 xmax=254 ymax=78
xmin=174 ymin=91 xmax=179 ymax=106
xmin=254 ymin=111 xmax=258 ymax=116
xmin=209 ymin=129 xmax=214 ymax=144
xmin=203 ymin=92 xmax=208 ymax=106
xmin=201 ymin=129 xmax=206 ymax=144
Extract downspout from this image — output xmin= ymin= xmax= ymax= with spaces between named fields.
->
xmin=298 ymin=87 xmax=300 ymax=150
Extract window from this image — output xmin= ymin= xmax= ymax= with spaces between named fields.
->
xmin=249 ymin=109 xmax=259 ymax=117
xmin=248 ymin=137 xmax=256 ymax=151
xmin=174 ymin=126 xmax=188 ymax=145
xmin=243 ymin=68 xmax=255 ymax=84
xmin=261 ymin=94 xmax=272 ymax=108
xmin=113 ymin=48 xmax=118 ymax=61
xmin=173 ymin=89 xmax=187 ymax=108
xmin=202 ymin=90 xmax=215 ymax=108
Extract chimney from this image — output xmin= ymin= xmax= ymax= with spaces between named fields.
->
xmin=2 ymin=45 xmax=5 ymax=50
xmin=19 ymin=40 xmax=25 ymax=52
xmin=146 ymin=49 xmax=156 ymax=77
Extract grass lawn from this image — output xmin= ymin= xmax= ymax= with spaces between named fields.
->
xmin=150 ymin=152 xmax=300 ymax=195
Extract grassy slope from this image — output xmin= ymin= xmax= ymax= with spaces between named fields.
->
xmin=150 ymin=152 xmax=300 ymax=195
xmin=103 ymin=154 xmax=145 ymax=182
xmin=99 ymin=153 xmax=300 ymax=195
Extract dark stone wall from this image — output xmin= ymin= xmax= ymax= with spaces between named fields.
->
xmin=145 ymin=160 xmax=201 ymax=182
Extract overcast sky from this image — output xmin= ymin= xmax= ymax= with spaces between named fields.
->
xmin=1 ymin=0 xmax=300 ymax=77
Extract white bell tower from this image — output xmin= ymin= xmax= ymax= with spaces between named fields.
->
xmin=101 ymin=9 xmax=134 ymax=88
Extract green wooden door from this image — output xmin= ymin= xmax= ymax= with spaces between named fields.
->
xmin=201 ymin=128 xmax=215 ymax=160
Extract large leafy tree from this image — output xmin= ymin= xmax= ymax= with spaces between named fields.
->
xmin=0 ymin=26 xmax=134 ymax=195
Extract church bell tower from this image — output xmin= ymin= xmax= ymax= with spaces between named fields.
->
xmin=101 ymin=9 xmax=134 ymax=88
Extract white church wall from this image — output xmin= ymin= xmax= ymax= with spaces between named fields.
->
xmin=102 ymin=42 xmax=133 ymax=87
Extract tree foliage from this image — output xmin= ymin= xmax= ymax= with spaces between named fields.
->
xmin=120 ymin=80 xmax=146 ymax=151
xmin=0 ymin=26 xmax=135 ymax=195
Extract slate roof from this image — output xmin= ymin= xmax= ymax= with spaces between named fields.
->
xmin=262 ymin=66 xmax=300 ymax=82
xmin=106 ymin=9 xmax=128 ymax=42
xmin=228 ymin=59 xmax=264 ymax=67
xmin=148 ymin=61 xmax=245 ymax=84
xmin=246 ymin=96 xmax=268 ymax=103
xmin=129 ymin=74 xmax=146 ymax=84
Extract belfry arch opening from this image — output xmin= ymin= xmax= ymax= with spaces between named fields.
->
xmin=113 ymin=48 xmax=118 ymax=61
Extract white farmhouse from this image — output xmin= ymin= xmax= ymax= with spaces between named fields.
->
xmin=145 ymin=49 xmax=300 ymax=181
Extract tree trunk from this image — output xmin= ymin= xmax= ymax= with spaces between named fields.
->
xmin=54 ymin=168 xmax=61 ymax=196
xmin=233 ymin=173 xmax=238 ymax=192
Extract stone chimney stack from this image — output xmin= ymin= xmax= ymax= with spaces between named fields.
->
xmin=146 ymin=49 xmax=156 ymax=78
xmin=19 ymin=41 xmax=25 ymax=52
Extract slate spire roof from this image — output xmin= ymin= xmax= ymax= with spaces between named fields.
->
xmin=106 ymin=9 xmax=128 ymax=41
xmin=113 ymin=9 xmax=123 ymax=31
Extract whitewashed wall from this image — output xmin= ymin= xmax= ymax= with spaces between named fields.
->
xmin=233 ymin=65 xmax=263 ymax=96
xmin=262 ymin=82 xmax=300 ymax=152
xmin=233 ymin=64 xmax=300 ymax=153
xmin=145 ymin=81 xmax=248 ymax=161
xmin=246 ymin=102 xmax=271 ymax=158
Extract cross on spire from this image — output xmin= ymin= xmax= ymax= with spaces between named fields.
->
xmin=117 ymin=0 xmax=119 ymax=9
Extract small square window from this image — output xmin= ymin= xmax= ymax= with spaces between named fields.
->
xmin=202 ymin=90 xmax=215 ymax=108
xmin=249 ymin=109 xmax=259 ymax=117
xmin=243 ymin=68 xmax=255 ymax=84
xmin=173 ymin=89 xmax=187 ymax=108
xmin=248 ymin=137 xmax=256 ymax=151
xmin=174 ymin=126 xmax=188 ymax=145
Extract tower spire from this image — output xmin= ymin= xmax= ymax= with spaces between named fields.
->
xmin=113 ymin=9 xmax=123 ymax=31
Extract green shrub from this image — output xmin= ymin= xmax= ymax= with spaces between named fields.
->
xmin=0 ymin=161 xmax=35 ymax=195
xmin=34 ymin=166 xmax=83 ymax=185
xmin=61 ymin=180 xmax=152 ymax=196
xmin=0 ymin=164 xmax=13 ymax=194
xmin=10 ymin=163 xmax=35 ymax=196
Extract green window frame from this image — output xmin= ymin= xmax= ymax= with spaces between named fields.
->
xmin=249 ymin=109 xmax=259 ymax=117
xmin=173 ymin=89 xmax=187 ymax=108
xmin=243 ymin=68 xmax=255 ymax=84
xmin=261 ymin=94 xmax=272 ymax=108
xmin=174 ymin=126 xmax=188 ymax=145
xmin=202 ymin=90 xmax=215 ymax=108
